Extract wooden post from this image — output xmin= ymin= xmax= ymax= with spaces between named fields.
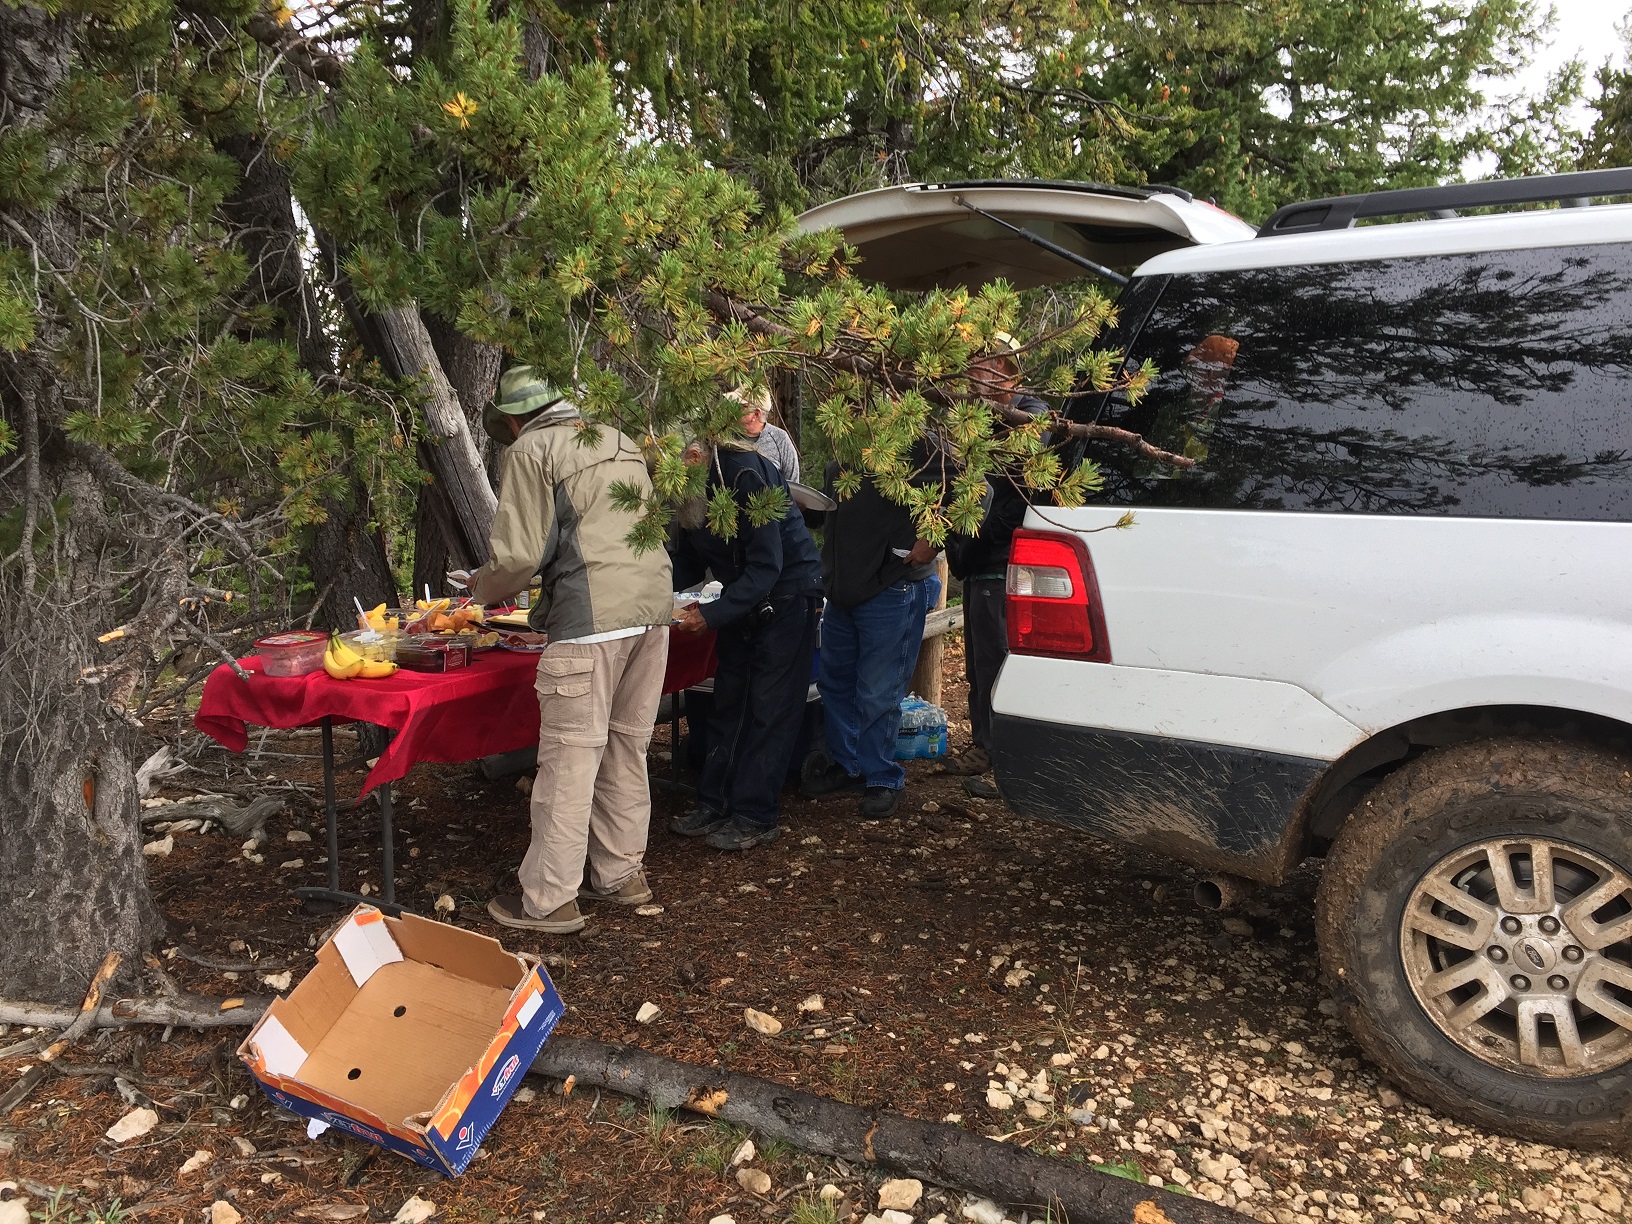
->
xmin=909 ymin=556 xmax=951 ymax=704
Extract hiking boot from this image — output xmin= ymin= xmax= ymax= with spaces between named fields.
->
xmin=579 ymin=870 xmax=654 ymax=906
xmin=669 ymin=806 xmax=729 ymax=837
xmin=704 ymin=820 xmax=783 ymax=852
xmin=963 ymin=775 xmax=1000 ymax=800
xmin=800 ymin=757 xmax=866 ymax=799
xmin=486 ymin=894 xmax=586 ymax=934
xmin=940 ymin=746 xmax=991 ymax=776
xmin=859 ymin=786 xmax=902 ymax=818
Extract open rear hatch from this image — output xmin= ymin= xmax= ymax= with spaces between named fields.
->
xmin=795 ymin=180 xmax=1255 ymax=291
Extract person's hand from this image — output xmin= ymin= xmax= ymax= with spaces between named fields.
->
xmin=905 ymin=538 xmax=937 ymax=567
xmin=675 ymin=604 xmax=710 ymax=634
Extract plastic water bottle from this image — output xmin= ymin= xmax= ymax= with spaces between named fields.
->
xmin=896 ymin=696 xmax=923 ymax=760
xmin=926 ymin=704 xmax=949 ymax=758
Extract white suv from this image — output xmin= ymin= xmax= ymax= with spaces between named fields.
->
xmin=801 ymin=170 xmax=1632 ymax=1147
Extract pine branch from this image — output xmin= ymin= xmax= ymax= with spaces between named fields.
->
xmin=702 ymin=292 xmax=1195 ymax=470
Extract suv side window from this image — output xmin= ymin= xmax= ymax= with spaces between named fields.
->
xmin=1090 ymin=244 xmax=1632 ymax=520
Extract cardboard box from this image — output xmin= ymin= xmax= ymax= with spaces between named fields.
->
xmin=238 ymin=906 xmax=562 ymax=1175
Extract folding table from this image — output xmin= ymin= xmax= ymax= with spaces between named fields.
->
xmin=195 ymin=630 xmax=717 ymax=914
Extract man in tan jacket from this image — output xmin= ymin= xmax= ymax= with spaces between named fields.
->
xmin=466 ymin=367 xmax=674 ymax=934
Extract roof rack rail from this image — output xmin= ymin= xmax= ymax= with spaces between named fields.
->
xmin=923 ymin=179 xmax=1195 ymax=204
xmin=1257 ymin=168 xmax=1632 ymax=237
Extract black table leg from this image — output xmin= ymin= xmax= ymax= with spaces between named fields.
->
xmin=379 ymin=781 xmax=395 ymax=906
xmin=322 ymin=716 xmax=339 ymax=895
xmin=294 ymin=718 xmax=407 ymax=916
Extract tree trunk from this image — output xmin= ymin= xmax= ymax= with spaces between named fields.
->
xmin=0 ymin=4 xmax=162 ymax=1005
xmin=0 ymin=428 xmax=162 ymax=1003
xmin=413 ymin=312 xmax=502 ymax=598
xmin=370 ymin=306 xmax=498 ymax=565
xmin=220 ymin=135 xmax=400 ymax=632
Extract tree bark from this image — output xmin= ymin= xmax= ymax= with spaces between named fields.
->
xmin=412 ymin=312 xmax=501 ymax=597
xmin=369 ymin=306 xmax=498 ymax=566
xmin=0 ymin=5 xmax=163 ymax=1005
xmin=0 ymin=441 xmax=163 ymax=1003
xmin=532 ymin=1038 xmax=1242 ymax=1224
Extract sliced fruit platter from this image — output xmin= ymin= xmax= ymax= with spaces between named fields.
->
xmin=323 ymin=631 xmax=398 ymax=680
xmin=392 ymin=598 xmax=500 ymax=649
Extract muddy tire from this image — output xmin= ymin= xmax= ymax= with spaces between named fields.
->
xmin=1316 ymin=738 xmax=1632 ymax=1147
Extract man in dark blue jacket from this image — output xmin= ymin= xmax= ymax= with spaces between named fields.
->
xmin=670 ymin=440 xmax=824 ymax=850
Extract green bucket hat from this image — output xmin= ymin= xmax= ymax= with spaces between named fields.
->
xmin=485 ymin=365 xmax=565 ymax=443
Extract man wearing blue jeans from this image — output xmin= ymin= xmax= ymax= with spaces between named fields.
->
xmin=802 ymin=456 xmax=940 ymax=818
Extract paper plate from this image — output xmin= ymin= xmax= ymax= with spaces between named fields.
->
xmin=788 ymin=481 xmax=837 ymax=512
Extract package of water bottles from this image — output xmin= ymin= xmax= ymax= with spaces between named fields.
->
xmin=894 ymin=694 xmax=950 ymax=760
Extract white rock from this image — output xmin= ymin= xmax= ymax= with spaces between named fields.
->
xmin=962 ymin=1196 xmax=1006 ymax=1224
xmin=0 ymin=1203 xmax=28 ymax=1224
xmin=1023 ymin=1100 xmax=1048 ymax=1120
xmin=880 ymin=1214 xmax=914 ymax=1224
xmin=634 ymin=903 xmax=664 ymax=917
xmin=744 ymin=1008 xmax=783 ymax=1036
xmin=279 ymin=859 xmax=305 ymax=870
xmin=105 ymin=1107 xmax=159 ymax=1143
xmin=729 ymin=1138 xmax=756 ymax=1167
xmin=286 ymin=829 xmax=312 ymax=842
xmin=259 ymin=970 xmax=293 ymax=992
xmin=180 ymin=1149 xmax=213 ymax=1176
xmin=1377 ymin=1086 xmax=1403 ymax=1108
xmin=635 ymin=1002 xmax=661 ymax=1024
xmin=1067 ymin=1107 xmax=1096 ymax=1126
xmin=818 ymin=1184 xmax=843 ymax=1202
xmin=1049 ymin=1051 xmax=1074 ymax=1067
xmin=210 ymin=1203 xmax=243 ymax=1224
xmin=513 ymin=1087 xmax=536 ymax=1104
xmin=878 ymin=1178 xmax=924 ymax=1211
xmin=1598 ymin=1189 xmax=1623 ymax=1216
xmin=434 ymin=894 xmax=456 ymax=914
xmin=142 ymin=835 xmax=174 ymax=857
xmin=1221 ymin=917 xmax=1253 ymax=936
xmin=231 ymin=1135 xmax=256 ymax=1155
xmin=392 ymin=1197 xmax=436 ymax=1224
xmin=708 ymin=1217 xmax=735 ymax=1224
xmin=1247 ymin=1077 xmax=1279 ymax=1103
xmin=986 ymin=1088 xmax=1014 ymax=1110
xmin=736 ymin=1166 xmax=772 ymax=1195
xmin=799 ymin=993 xmax=825 ymax=1012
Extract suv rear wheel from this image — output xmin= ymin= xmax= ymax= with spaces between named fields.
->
xmin=1316 ymin=738 xmax=1632 ymax=1146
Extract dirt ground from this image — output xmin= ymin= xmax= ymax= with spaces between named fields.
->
xmin=1 ymin=639 xmax=1628 ymax=1224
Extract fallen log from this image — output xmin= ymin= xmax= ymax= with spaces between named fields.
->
xmin=531 ymin=1038 xmax=1241 ymax=1224
xmin=0 ymin=993 xmax=269 ymax=1032
xmin=0 ymin=952 xmax=122 ymax=1114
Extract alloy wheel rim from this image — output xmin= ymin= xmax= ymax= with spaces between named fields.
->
xmin=1400 ymin=836 xmax=1632 ymax=1077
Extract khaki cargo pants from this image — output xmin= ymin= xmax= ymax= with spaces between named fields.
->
xmin=518 ymin=627 xmax=669 ymax=917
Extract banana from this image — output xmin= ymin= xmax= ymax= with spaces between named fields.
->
xmin=328 ymin=632 xmax=364 ymax=669
xmin=358 ymin=659 xmax=398 ymax=678
xmin=323 ymin=644 xmax=363 ymax=680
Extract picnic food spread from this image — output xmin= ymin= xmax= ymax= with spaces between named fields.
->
xmin=323 ymin=631 xmax=398 ymax=680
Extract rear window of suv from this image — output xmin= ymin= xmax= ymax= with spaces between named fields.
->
xmin=1090 ymin=243 xmax=1632 ymax=520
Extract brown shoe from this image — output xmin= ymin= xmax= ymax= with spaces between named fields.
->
xmin=578 ymin=870 xmax=653 ymax=906
xmin=486 ymin=894 xmax=586 ymax=934
xmin=939 ymin=746 xmax=991 ymax=776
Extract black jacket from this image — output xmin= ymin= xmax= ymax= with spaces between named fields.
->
xmin=946 ymin=395 xmax=1051 ymax=581
xmin=820 ymin=439 xmax=944 ymax=609
xmin=670 ymin=446 xmax=823 ymax=630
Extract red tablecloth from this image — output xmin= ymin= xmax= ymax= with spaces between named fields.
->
xmin=195 ymin=628 xmax=716 ymax=795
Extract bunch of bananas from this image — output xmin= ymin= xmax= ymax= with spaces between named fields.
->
xmin=323 ymin=632 xmax=398 ymax=680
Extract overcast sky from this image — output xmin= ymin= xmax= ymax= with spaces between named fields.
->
xmin=1516 ymin=2 xmax=1627 ymax=123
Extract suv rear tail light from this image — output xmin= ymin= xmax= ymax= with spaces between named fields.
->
xmin=1006 ymin=528 xmax=1110 ymax=662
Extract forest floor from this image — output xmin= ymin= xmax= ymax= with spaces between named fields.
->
xmin=1 ymin=640 xmax=1628 ymax=1224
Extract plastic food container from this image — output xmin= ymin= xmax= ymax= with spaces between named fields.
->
xmin=254 ymin=630 xmax=329 ymax=677
xmin=339 ymin=628 xmax=397 ymax=663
